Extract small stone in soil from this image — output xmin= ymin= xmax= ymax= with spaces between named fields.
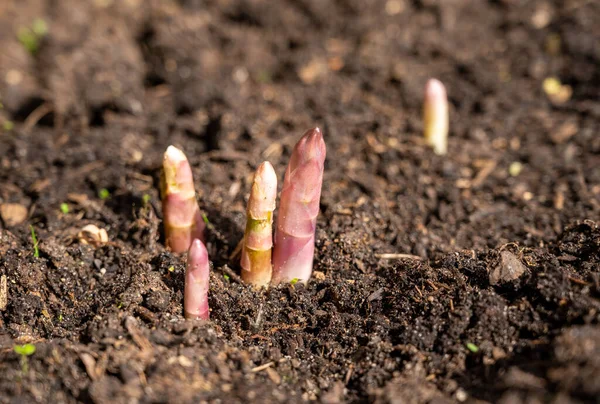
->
xmin=489 ymin=251 xmax=527 ymax=285
xmin=0 ymin=203 xmax=28 ymax=226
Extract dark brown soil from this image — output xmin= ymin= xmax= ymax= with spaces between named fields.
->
xmin=1 ymin=0 xmax=599 ymax=403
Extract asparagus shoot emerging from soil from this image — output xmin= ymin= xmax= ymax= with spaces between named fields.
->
xmin=184 ymin=239 xmax=210 ymax=320
xmin=241 ymin=162 xmax=277 ymax=287
xmin=423 ymin=78 xmax=449 ymax=155
xmin=160 ymin=145 xmax=205 ymax=252
xmin=272 ymin=128 xmax=326 ymax=284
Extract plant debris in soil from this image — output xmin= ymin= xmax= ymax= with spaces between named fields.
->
xmin=0 ymin=0 xmax=599 ymax=403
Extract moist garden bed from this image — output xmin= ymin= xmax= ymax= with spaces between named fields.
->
xmin=0 ymin=0 xmax=599 ymax=402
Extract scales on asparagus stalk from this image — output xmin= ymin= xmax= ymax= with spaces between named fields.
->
xmin=184 ymin=239 xmax=210 ymax=320
xmin=241 ymin=162 xmax=277 ymax=287
xmin=160 ymin=146 xmax=205 ymax=253
xmin=272 ymin=127 xmax=326 ymax=284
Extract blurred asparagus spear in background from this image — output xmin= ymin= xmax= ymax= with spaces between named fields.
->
xmin=241 ymin=162 xmax=277 ymax=287
xmin=423 ymin=78 xmax=449 ymax=155
xmin=184 ymin=239 xmax=210 ymax=320
xmin=161 ymin=146 xmax=205 ymax=253
xmin=272 ymin=128 xmax=326 ymax=284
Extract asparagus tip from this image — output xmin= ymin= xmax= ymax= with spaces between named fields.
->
xmin=241 ymin=161 xmax=277 ymax=287
xmin=164 ymin=145 xmax=187 ymax=164
xmin=423 ymin=78 xmax=449 ymax=156
xmin=425 ymin=78 xmax=446 ymax=100
xmin=185 ymin=238 xmax=210 ymax=320
xmin=272 ymin=127 xmax=326 ymax=284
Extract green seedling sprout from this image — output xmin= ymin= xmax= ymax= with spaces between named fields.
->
xmin=256 ymin=70 xmax=272 ymax=83
xmin=17 ymin=18 xmax=48 ymax=55
xmin=29 ymin=225 xmax=39 ymax=258
xmin=201 ymin=213 xmax=218 ymax=233
xmin=142 ymin=194 xmax=151 ymax=205
xmin=98 ymin=188 xmax=110 ymax=200
xmin=466 ymin=342 xmax=479 ymax=353
xmin=18 ymin=28 xmax=40 ymax=54
xmin=60 ymin=203 xmax=69 ymax=214
xmin=3 ymin=121 xmax=14 ymax=131
xmin=14 ymin=344 xmax=36 ymax=374
xmin=31 ymin=19 xmax=48 ymax=36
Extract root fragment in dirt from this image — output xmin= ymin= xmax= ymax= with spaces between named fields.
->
xmin=375 ymin=253 xmax=422 ymax=260
xmin=0 ymin=275 xmax=7 ymax=311
xmin=124 ymin=316 xmax=152 ymax=352
xmin=217 ymin=265 xmax=243 ymax=284
xmin=80 ymin=352 xmax=99 ymax=381
xmin=251 ymin=361 xmax=274 ymax=372
xmin=22 ymin=102 xmax=52 ymax=133
xmin=471 ymin=160 xmax=497 ymax=189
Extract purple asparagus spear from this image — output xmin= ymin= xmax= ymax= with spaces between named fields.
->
xmin=184 ymin=239 xmax=210 ymax=320
xmin=272 ymin=128 xmax=326 ymax=284
xmin=160 ymin=146 xmax=205 ymax=253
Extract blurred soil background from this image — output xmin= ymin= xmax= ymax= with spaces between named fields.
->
xmin=0 ymin=0 xmax=599 ymax=402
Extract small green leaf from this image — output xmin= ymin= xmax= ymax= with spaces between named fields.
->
xmin=223 ymin=274 xmax=230 ymax=281
xmin=256 ymin=70 xmax=272 ymax=83
xmin=32 ymin=18 xmax=48 ymax=36
xmin=60 ymin=203 xmax=69 ymax=214
xmin=202 ymin=213 xmax=210 ymax=225
xmin=168 ymin=266 xmax=175 ymax=272
xmin=14 ymin=344 xmax=36 ymax=356
xmin=290 ymin=278 xmax=300 ymax=285
xmin=29 ymin=225 xmax=39 ymax=258
xmin=2 ymin=121 xmax=14 ymax=131
xmin=58 ymin=314 xmax=63 ymax=322
xmin=18 ymin=28 xmax=39 ymax=54
xmin=17 ymin=19 xmax=47 ymax=55
xmin=98 ymin=188 xmax=110 ymax=200
xmin=142 ymin=194 xmax=151 ymax=205
xmin=466 ymin=342 xmax=479 ymax=353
